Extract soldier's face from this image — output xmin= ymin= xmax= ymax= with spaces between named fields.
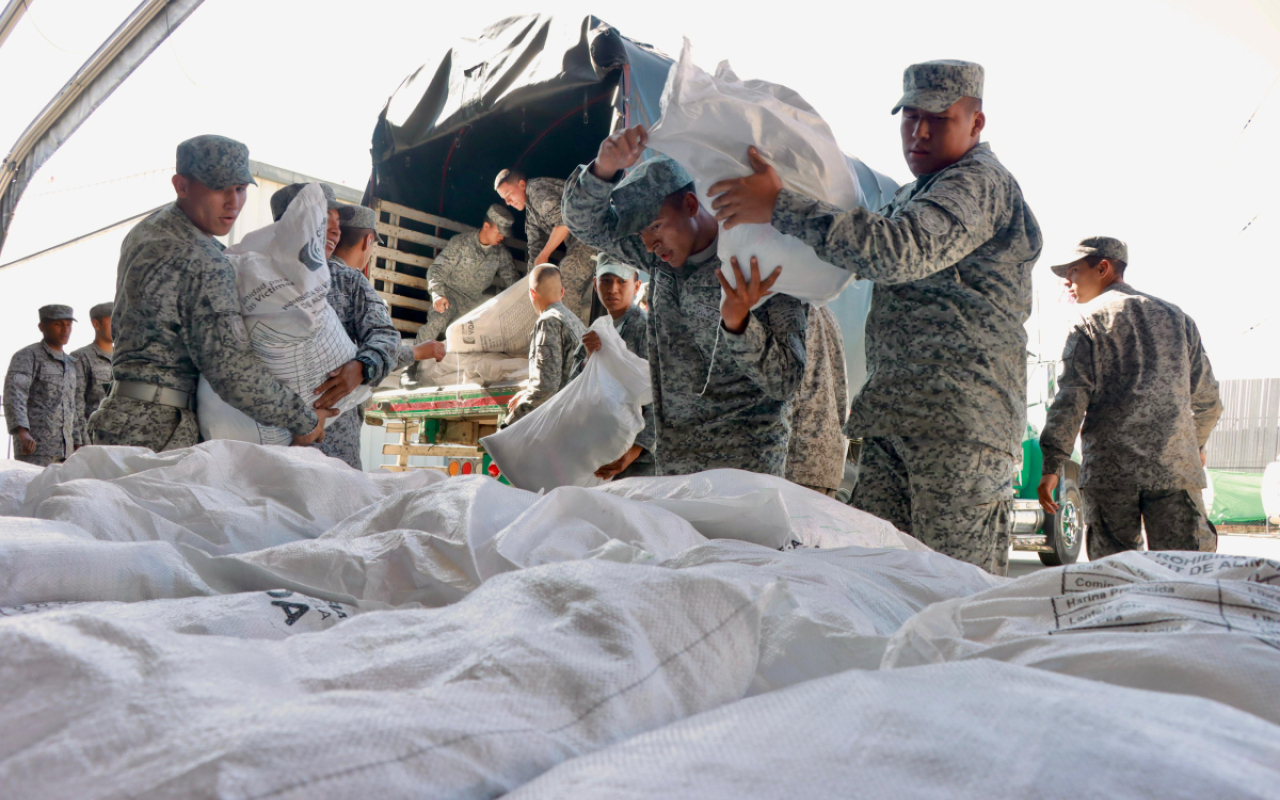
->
xmin=1064 ymin=259 xmax=1111 ymax=304
xmin=478 ymin=222 xmax=505 ymax=247
xmin=639 ymin=193 xmax=699 ymax=268
xmin=174 ymin=175 xmax=247 ymax=236
xmin=39 ymin=320 xmax=72 ymax=346
xmin=900 ymin=100 xmax=984 ymax=177
xmin=595 ymin=273 xmax=639 ymax=314
xmin=498 ymin=180 xmax=527 ymax=211
xmin=325 ymin=210 xmax=341 ymax=258
xmin=92 ymin=316 xmax=113 ymax=343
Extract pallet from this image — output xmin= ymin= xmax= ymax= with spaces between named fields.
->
xmin=369 ymin=199 xmax=529 ymax=337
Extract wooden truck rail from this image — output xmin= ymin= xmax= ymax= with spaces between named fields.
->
xmin=365 ymin=383 xmax=524 ymax=476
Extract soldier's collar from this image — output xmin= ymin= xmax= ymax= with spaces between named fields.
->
xmin=330 ymin=255 xmax=350 ymax=269
xmin=687 ymin=237 xmax=718 ymax=265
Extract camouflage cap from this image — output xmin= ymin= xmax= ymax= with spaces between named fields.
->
xmin=891 ymin=60 xmax=984 ymax=115
xmin=176 ymin=135 xmax=257 ymax=190
xmin=270 ymin=182 xmax=340 ymax=222
xmin=89 ymin=301 xmax=114 ymax=320
xmin=337 ymin=203 xmax=378 ymax=231
xmin=38 ymin=304 xmax=76 ymax=322
xmin=611 ymin=155 xmax=694 ymax=237
xmin=595 ymin=252 xmax=639 ymax=280
xmin=1050 ymin=236 xmax=1129 ymax=277
xmin=485 ymin=204 xmax=515 ymax=236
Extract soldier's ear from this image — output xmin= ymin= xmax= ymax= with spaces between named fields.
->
xmin=971 ymin=110 xmax=986 ymax=138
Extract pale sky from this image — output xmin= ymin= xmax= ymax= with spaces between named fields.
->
xmin=2 ymin=0 xmax=1278 ymax=387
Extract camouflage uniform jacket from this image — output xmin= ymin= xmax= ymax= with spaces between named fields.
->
xmin=327 ymin=256 xmax=401 ymax=385
xmin=1040 ymin=281 xmax=1222 ymax=490
xmin=771 ymin=142 xmax=1041 ymax=456
xmin=563 ymin=165 xmax=808 ymax=477
xmin=4 ymin=342 xmax=86 ymax=460
xmin=569 ymin=303 xmax=656 ymax=469
xmin=507 ymin=302 xmax=587 ymax=424
xmin=427 ymin=231 xmax=519 ymax=317
xmin=786 ymin=304 xmax=849 ymax=490
xmin=526 ymin=177 xmax=597 ymax=323
xmin=108 ymin=203 xmax=318 ymax=435
xmin=71 ymin=342 xmax=113 ymax=421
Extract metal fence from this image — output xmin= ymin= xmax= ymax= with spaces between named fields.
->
xmin=1205 ymin=378 xmax=1280 ymax=473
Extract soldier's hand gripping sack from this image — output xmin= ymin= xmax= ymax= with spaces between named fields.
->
xmin=197 ymin=183 xmax=370 ymax=445
xmin=482 ymin=316 xmax=652 ymax=492
xmin=646 ymin=39 xmax=894 ymax=308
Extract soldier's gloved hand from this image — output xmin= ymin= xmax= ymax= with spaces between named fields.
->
xmin=593 ymin=124 xmax=648 ymax=180
xmin=1037 ymin=474 xmax=1060 ymax=515
xmin=433 ymin=296 xmax=450 ymax=313
xmin=708 ymin=147 xmax=784 ymax=230
xmin=291 ymin=408 xmax=336 ymax=447
xmin=15 ymin=428 xmax=37 ymax=455
xmin=717 ymin=256 xmax=781 ymax=335
xmin=595 ymin=445 xmax=642 ymax=480
xmin=413 ymin=341 xmax=445 ymax=362
xmin=313 ymin=360 xmax=365 ymax=409
xmin=581 ymin=330 xmax=602 ymax=356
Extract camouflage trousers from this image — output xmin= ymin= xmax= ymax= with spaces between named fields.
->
xmin=852 ymin=436 xmax=1013 ymax=575
xmin=558 ymin=248 xmax=596 ymax=326
xmin=89 ymin=396 xmax=199 ymax=452
xmin=1082 ymin=485 xmax=1217 ymax=560
xmin=315 ymin=405 xmax=363 ymax=470
xmin=416 ymin=304 xmax=462 ymax=344
xmin=14 ymin=453 xmax=58 ymax=467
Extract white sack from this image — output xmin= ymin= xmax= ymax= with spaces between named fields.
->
xmin=0 ymin=590 xmax=358 ymax=639
xmin=196 ymin=183 xmax=371 ymax=444
xmin=598 ymin=469 xmax=924 ymax=551
xmin=663 ymin=540 xmax=1003 ymax=693
xmin=509 ymin=660 xmax=1280 ymax=800
xmin=0 ymin=560 xmax=773 ymax=800
xmin=647 ymin=40 xmax=881 ymax=307
xmin=446 ymin=279 xmax=539 ymax=354
xmin=483 ymin=316 xmax=652 ymax=492
xmin=21 ymin=442 xmax=443 ymax=555
xmin=0 ymin=517 xmax=213 ymax=605
xmin=882 ymin=550 xmax=1280 ymax=726
xmin=0 ymin=459 xmax=43 ymax=516
xmin=410 ymin=351 xmax=529 ymax=387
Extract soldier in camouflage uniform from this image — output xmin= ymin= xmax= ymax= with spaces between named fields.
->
xmin=416 ymin=204 xmax=519 ymax=343
xmin=786 ymin=304 xmax=849 ymax=496
xmin=708 ymin=60 xmax=1041 ymax=574
xmin=71 ymin=301 xmax=115 ymax=422
xmin=1039 ymin=237 xmax=1222 ymax=558
xmin=90 ymin=135 xmax=326 ymax=452
xmin=267 ymin=199 xmax=402 ymax=470
xmin=562 ymin=143 xmax=808 ymax=478
xmin=4 ymin=305 xmax=87 ymax=466
xmin=495 ymin=169 xmax=597 ymax=324
xmin=571 ymin=253 xmax=655 ymax=479
xmin=505 ymin=265 xmax=589 ymax=425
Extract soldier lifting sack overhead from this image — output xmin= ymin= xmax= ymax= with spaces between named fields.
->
xmin=709 ymin=60 xmax=1042 ymax=575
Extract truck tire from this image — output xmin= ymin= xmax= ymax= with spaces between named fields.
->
xmin=1040 ymin=476 xmax=1085 ymax=566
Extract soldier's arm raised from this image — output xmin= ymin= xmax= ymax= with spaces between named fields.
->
xmin=767 ymin=161 xmax=1002 ymax=285
xmin=562 ymin=165 xmax=662 ymax=273
xmin=1040 ymin=327 xmax=1095 ymax=478
xmin=718 ymin=284 xmax=808 ymax=403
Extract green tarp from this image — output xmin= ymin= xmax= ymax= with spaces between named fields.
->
xmin=1207 ymin=470 xmax=1267 ymax=524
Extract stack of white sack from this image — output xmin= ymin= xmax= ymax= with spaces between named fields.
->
xmin=483 ymin=316 xmax=652 ymax=492
xmin=646 ymin=39 xmax=895 ymax=309
xmin=196 ymin=183 xmax=370 ymax=444
xmin=0 ymin=444 xmax=1277 ymax=797
xmin=445 ymin=280 xmax=539 ymax=355
xmin=409 ymin=351 xmax=529 ymax=388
